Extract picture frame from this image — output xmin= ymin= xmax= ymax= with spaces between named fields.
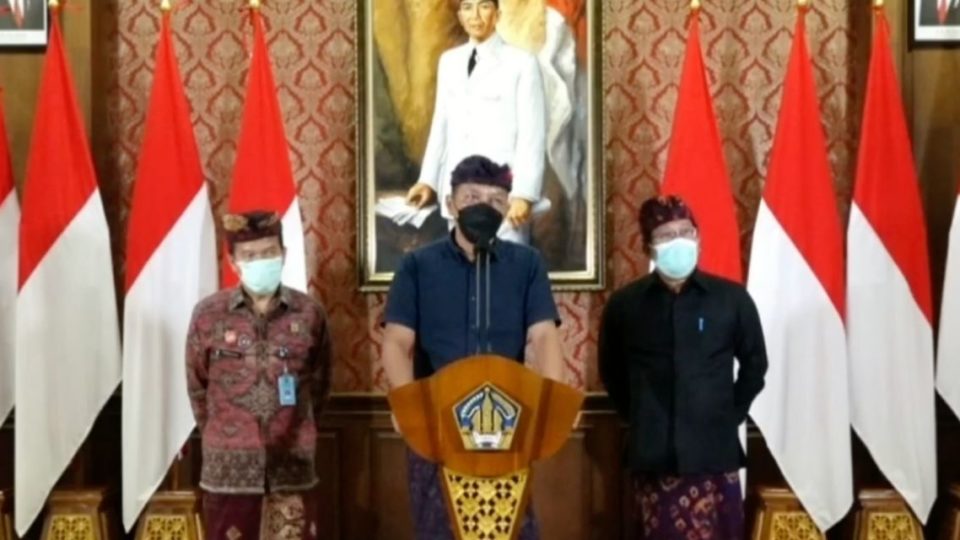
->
xmin=911 ymin=0 xmax=960 ymax=45
xmin=0 ymin=0 xmax=47 ymax=47
xmin=356 ymin=0 xmax=605 ymax=291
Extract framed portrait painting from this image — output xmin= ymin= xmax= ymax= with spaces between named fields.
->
xmin=912 ymin=0 xmax=960 ymax=44
xmin=0 ymin=0 xmax=47 ymax=47
xmin=357 ymin=0 xmax=604 ymax=291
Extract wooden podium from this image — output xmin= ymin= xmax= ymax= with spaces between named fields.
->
xmin=388 ymin=355 xmax=583 ymax=540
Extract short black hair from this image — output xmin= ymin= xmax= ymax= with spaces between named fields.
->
xmin=450 ymin=155 xmax=512 ymax=192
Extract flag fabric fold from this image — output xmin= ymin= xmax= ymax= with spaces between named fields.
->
xmin=0 ymin=97 xmax=16 ymax=426
xmin=121 ymin=9 xmax=217 ymax=531
xmin=938 ymin=177 xmax=960 ymax=421
xmin=661 ymin=9 xmax=741 ymax=283
xmin=847 ymin=7 xmax=937 ymax=522
xmin=15 ymin=13 xmax=121 ymax=534
xmin=747 ymin=9 xmax=852 ymax=531
xmin=221 ymin=8 xmax=306 ymax=291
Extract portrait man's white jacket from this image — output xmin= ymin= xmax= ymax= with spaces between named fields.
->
xmin=420 ymin=32 xmax=546 ymax=219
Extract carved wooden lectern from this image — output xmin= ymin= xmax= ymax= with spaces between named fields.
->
xmin=388 ymin=355 xmax=583 ymax=540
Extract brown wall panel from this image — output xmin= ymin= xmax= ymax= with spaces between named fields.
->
xmin=369 ymin=429 xmax=413 ymax=539
xmin=532 ymin=433 xmax=588 ymax=540
xmin=315 ymin=430 xmax=341 ymax=539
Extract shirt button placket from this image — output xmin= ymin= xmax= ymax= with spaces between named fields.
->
xmin=255 ymin=315 xmax=271 ymax=491
xmin=672 ymin=295 xmax=684 ymax=469
xmin=468 ymin=268 xmax=478 ymax=355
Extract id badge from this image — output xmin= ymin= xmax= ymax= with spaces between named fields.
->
xmin=278 ymin=373 xmax=297 ymax=406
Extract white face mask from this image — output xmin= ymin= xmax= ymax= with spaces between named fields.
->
xmin=653 ymin=238 xmax=699 ymax=280
xmin=237 ymin=257 xmax=284 ymax=295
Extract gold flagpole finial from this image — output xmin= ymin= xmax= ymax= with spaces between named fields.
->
xmin=797 ymin=0 xmax=809 ymax=9
xmin=874 ymin=0 xmax=884 ymax=7
xmin=49 ymin=0 xmax=59 ymax=8
xmin=690 ymin=0 xmax=701 ymax=11
xmin=160 ymin=0 xmax=171 ymax=11
xmin=249 ymin=0 xmax=261 ymax=9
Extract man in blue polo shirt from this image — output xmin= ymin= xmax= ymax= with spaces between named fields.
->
xmin=381 ymin=154 xmax=564 ymax=540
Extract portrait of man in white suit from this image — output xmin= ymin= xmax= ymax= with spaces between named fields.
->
xmin=915 ymin=0 xmax=960 ymax=41
xmin=405 ymin=0 xmax=547 ymax=244
xmin=0 ymin=0 xmax=47 ymax=45
xmin=0 ymin=0 xmax=41 ymax=30
xmin=920 ymin=0 xmax=960 ymax=25
xmin=364 ymin=0 xmax=599 ymax=287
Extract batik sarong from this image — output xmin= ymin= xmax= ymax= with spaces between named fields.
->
xmin=203 ymin=489 xmax=318 ymax=540
xmin=633 ymin=472 xmax=744 ymax=540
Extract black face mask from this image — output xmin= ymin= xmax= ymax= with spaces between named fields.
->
xmin=456 ymin=203 xmax=503 ymax=250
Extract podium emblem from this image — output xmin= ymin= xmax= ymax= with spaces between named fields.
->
xmin=453 ymin=383 xmax=522 ymax=451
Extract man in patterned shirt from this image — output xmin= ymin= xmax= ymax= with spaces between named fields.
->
xmin=186 ymin=210 xmax=332 ymax=540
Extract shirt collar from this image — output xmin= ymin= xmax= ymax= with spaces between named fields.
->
xmin=445 ymin=229 xmax=502 ymax=263
xmin=470 ymin=32 xmax=503 ymax=60
xmin=647 ymin=269 xmax=709 ymax=294
xmin=687 ymin=270 xmax=709 ymax=291
xmin=228 ymin=286 xmax=296 ymax=313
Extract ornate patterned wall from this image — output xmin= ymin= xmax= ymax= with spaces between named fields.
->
xmin=107 ymin=0 xmax=866 ymax=392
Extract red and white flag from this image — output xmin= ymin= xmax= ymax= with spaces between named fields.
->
xmin=847 ymin=6 xmax=937 ymax=522
xmin=15 ymin=13 xmax=121 ymax=534
xmin=937 ymin=176 xmax=960 ymax=421
xmin=661 ymin=8 xmax=741 ymax=283
xmin=0 ymin=97 xmax=16 ymax=426
xmin=747 ymin=8 xmax=852 ymax=531
xmin=221 ymin=7 xmax=305 ymax=291
xmin=121 ymin=8 xmax=217 ymax=531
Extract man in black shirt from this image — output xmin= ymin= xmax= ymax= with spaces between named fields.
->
xmin=598 ymin=195 xmax=767 ymax=540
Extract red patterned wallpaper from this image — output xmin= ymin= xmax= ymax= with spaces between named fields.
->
xmin=108 ymin=0 xmax=865 ymax=392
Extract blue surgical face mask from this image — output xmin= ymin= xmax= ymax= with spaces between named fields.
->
xmin=653 ymin=238 xmax=699 ymax=280
xmin=237 ymin=257 xmax=284 ymax=295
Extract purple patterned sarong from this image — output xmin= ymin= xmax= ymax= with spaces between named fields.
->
xmin=406 ymin=449 xmax=540 ymax=540
xmin=633 ymin=472 xmax=744 ymax=540
xmin=202 ymin=489 xmax=319 ymax=540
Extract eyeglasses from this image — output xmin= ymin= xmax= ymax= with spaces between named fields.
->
xmin=651 ymin=227 xmax=698 ymax=244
